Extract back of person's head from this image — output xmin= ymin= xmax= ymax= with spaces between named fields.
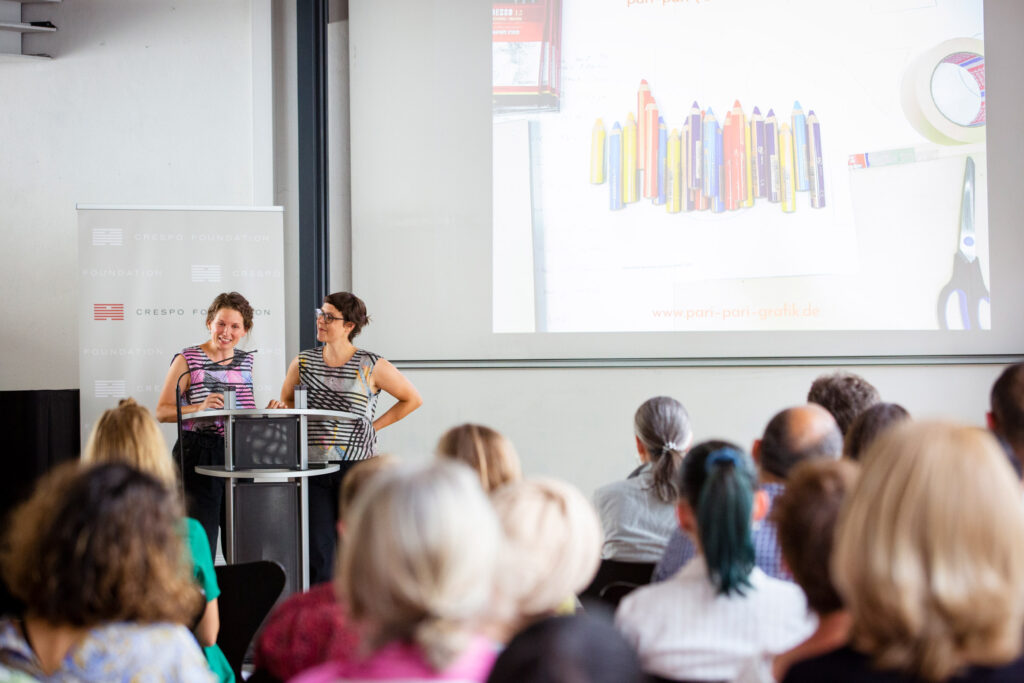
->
xmin=679 ymin=440 xmax=757 ymax=596
xmin=990 ymin=363 xmax=1024 ymax=453
xmin=807 ymin=371 xmax=880 ymax=435
xmin=338 ymin=454 xmax=397 ymax=523
xmin=833 ymin=421 xmax=1024 ymax=682
xmin=436 ymin=423 xmax=522 ymax=492
xmin=82 ymin=398 xmax=176 ymax=487
xmin=634 ymin=396 xmax=693 ymax=503
xmin=486 ymin=614 xmax=646 ymax=683
xmin=758 ymin=404 xmax=842 ymax=479
xmin=338 ymin=460 xmax=500 ymax=672
xmin=490 ymin=478 xmax=602 ymax=628
xmin=842 ymin=402 xmax=910 ymax=461
xmin=773 ymin=459 xmax=859 ymax=615
xmin=1 ymin=462 xmax=200 ymax=627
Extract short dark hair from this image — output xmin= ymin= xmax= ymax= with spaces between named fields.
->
xmin=843 ymin=402 xmax=911 ymax=461
xmin=1 ymin=462 xmax=202 ymax=627
xmin=760 ymin=407 xmax=843 ymax=479
xmin=323 ymin=291 xmax=370 ymax=341
xmin=991 ymin=363 xmax=1024 ymax=450
xmin=807 ymin=371 xmax=880 ymax=435
xmin=486 ymin=614 xmax=646 ymax=683
xmin=774 ymin=459 xmax=858 ymax=614
xmin=206 ymin=291 xmax=254 ymax=331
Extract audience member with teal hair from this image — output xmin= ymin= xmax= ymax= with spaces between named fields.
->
xmin=615 ymin=440 xmax=814 ymax=682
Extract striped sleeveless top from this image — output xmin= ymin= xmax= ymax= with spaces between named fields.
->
xmin=177 ymin=345 xmax=256 ymax=434
xmin=297 ymin=347 xmax=381 ymax=462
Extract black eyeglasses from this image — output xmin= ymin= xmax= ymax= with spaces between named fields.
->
xmin=315 ymin=308 xmax=345 ymax=324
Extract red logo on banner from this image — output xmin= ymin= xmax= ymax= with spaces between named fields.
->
xmin=93 ymin=303 xmax=125 ymax=321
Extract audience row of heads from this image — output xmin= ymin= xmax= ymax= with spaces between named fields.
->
xmin=16 ymin=400 xmax=603 ymax=676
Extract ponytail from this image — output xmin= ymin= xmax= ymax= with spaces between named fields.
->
xmin=634 ymin=396 xmax=693 ymax=503
xmin=681 ymin=442 xmax=756 ymax=596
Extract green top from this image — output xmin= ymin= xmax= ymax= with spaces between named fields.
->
xmin=184 ymin=518 xmax=235 ymax=683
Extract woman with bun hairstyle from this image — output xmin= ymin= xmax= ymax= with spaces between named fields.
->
xmin=593 ymin=396 xmax=692 ymax=562
xmin=156 ymin=291 xmax=260 ymax=556
xmin=277 ymin=291 xmax=422 ymax=584
xmin=616 ymin=440 xmax=812 ymax=681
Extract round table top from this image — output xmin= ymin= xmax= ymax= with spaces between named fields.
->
xmin=194 ymin=463 xmax=341 ymax=479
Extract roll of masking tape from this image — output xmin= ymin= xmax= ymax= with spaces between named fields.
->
xmin=901 ymin=38 xmax=985 ymax=145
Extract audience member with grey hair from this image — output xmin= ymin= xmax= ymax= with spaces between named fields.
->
xmin=652 ymin=404 xmax=842 ymax=582
xmin=807 ymin=371 xmax=880 ymax=435
xmin=592 ymin=396 xmax=693 ymax=562
xmin=292 ymin=460 xmax=501 ymax=683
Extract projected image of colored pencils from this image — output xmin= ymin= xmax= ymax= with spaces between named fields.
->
xmin=589 ymin=83 xmax=826 ymax=213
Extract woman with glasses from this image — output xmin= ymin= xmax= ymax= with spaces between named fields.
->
xmin=277 ymin=291 xmax=422 ymax=584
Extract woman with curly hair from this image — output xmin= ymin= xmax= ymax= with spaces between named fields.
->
xmin=0 ymin=462 xmax=213 ymax=682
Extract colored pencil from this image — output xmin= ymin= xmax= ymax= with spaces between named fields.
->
xmin=792 ymin=101 xmax=809 ymax=191
xmin=687 ymin=101 xmax=702 ymax=190
xmin=667 ymin=128 xmax=681 ymax=213
xmin=808 ymin=111 xmax=825 ymax=208
xmin=637 ymin=80 xmax=652 ymax=172
xmin=609 ymin=122 xmax=623 ymax=210
xmin=779 ymin=122 xmax=796 ymax=213
xmin=590 ymin=119 xmax=606 ymax=184
xmin=723 ymin=110 xmax=740 ymax=210
xmin=740 ymin=104 xmax=754 ymax=207
xmin=623 ymin=113 xmax=638 ymax=203
xmin=703 ymin=107 xmax=718 ymax=200
xmin=656 ymin=117 xmax=667 ymax=205
xmin=765 ymin=109 xmax=780 ymax=203
xmin=644 ymin=102 xmax=660 ymax=199
xmin=712 ymin=119 xmax=725 ymax=213
xmin=751 ymin=106 xmax=767 ymax=198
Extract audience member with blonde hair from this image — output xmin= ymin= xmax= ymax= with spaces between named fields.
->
xmin=783 ymin=421 xmax=1024 ymax=682
xmin=81 ymin=398 xmax=233 ymax=682
xmin=436 ymin=423 xmax=521 ymax=492
xmin=252 ymin=455 xmax=397 ymax=682
xmin=294 ymin=460 xmax=500 ymax=682
xmin=617 ymin=441 xmax=813 ymax=681
xmin=489 ymin=477 xmax=603 ymax=642
xmin=0 ymin=462 xmax=213 ymax=681
xmin=593 ymin=396 xmax=692 ymax=562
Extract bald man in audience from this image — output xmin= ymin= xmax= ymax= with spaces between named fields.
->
xmin=807 ymin=371 xmax=880 ymax=436
xmin=988 ymin=363 xmax=1024 ymax=471
xmin=652 ymin=404 xmax=843 ymax=582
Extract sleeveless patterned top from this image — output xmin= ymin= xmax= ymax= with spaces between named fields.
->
xmin=177 ymin=345 xmax=256 ymax=435
xmin=297 ymin=347 xmax=381 ymax=462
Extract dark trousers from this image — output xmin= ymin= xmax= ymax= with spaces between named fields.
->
xmin=308 ymin=461 xmax=359 ymax=585
xmin=173 ymin=430 xmax=226 ymax=559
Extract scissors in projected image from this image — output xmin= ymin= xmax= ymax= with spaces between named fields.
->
xmin=937 ymin=156 xmax=989 ymax=330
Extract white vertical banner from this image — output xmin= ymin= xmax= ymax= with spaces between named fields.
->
xmin=78 ymin=206 xmax=287 ymax=447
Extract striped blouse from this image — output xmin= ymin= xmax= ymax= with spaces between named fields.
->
xmin=297 ymin=348 xmax=381 ymax=462
xmin=178 ymin=345 xmax=256 ymax=435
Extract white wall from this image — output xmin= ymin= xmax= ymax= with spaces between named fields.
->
xmin=0 ymin=0 xmax=261 ymax=389
xmin=372 ymin=362 xmax=1007 ymax=496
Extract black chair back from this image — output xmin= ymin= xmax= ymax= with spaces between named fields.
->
xmin=579 ymin=559 xmax=656 ymax=608
xmin=214 ymin=560 xmax=286 ymax=681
